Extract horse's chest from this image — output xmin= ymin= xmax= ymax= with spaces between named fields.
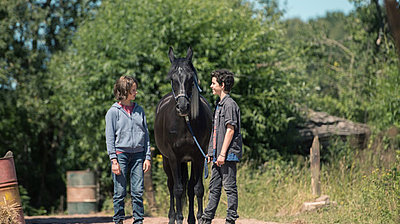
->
xmin=170 ymin=131 xmax=193 ymax=148
xmin=167 ymin=120 xmax=188 ymax=138
xmin=166 ymin=125 xmax=195 ymax=149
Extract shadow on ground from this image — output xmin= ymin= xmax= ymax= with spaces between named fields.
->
xmin=25 ymin=215 xmax=117 ymax=224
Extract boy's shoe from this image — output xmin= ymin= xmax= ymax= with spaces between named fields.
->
xmin=115 ymin=221 xmax=123 ymax=224
xmin=132 ymin=220 xmax=143 ymax=224
xmin=225 ymin=220 xmax=235 ymax=224
xmin=198 ymin=217 xmax=212 ymax=224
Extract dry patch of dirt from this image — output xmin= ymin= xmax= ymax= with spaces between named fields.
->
xmin=25 ymin=213 xmax=284 ymax=224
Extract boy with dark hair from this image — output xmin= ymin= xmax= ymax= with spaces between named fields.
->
xmin=105 ymin=76 xmax=151 ymax=224
xmin=200 ymin=69 xmax=243 ymax=224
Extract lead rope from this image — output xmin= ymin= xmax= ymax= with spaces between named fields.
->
xmin=185 ymin=116 xmax=209 ymax=179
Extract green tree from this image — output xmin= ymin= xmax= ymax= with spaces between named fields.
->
xmin=0 ymin=0 xmax=99 ymax=214
xmin=47 ymin=0 xmax=302 ymax=206
xmin=285 ymin=0 xmax=399 ymax=130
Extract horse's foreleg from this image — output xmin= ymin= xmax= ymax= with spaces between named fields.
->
xmin=193 ymin=160 xmax=205 ymax=223
xmin=163 ymin=158 xmax=176 ymax=224
xmin=168 ymin=177 xmax=176 ymax=224
xmin=174 ymin=179 xmax=184 ymax=223
xmin=168 ymin=159 xmax=184 ymax=224
xmin=187 ymin=162 xmax=196 ymax=224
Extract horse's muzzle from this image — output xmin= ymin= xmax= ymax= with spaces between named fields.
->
xmin=175 ymin=96 xmax=190 ymax=117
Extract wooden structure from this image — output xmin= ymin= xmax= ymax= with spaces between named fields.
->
xmin=297 ymin=109 xmax=370 ymax=152
xmin=310 ymin=136 xmax=321 ymax=196
xmin=301 ymin=195 xmax=337 ymax=213
xmin=144 ymin=147 xmax=157 ymax=213
xmin=300 ymin=137 xmax=337 ymax=213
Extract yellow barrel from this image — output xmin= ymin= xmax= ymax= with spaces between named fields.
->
xmin=0 ymin=151 xmax=25 ymax=224
xmin=66 ymin=170 xmax=97 ymax=214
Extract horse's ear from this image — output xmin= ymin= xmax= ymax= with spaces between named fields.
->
xmin=186 ymin=46 xmax=193 ymax=61
xmin=169 ymin=47 xmax=175 ymax=64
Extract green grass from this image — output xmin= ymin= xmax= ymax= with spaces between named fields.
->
xmin=233 ymin=139 xmax=399 ymax=224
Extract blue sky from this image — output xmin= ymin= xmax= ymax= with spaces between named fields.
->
xmin=279 ymin=0 xmax=355 ymax=21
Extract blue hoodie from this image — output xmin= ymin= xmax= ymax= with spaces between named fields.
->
xmin=105 ymin=102 xmax=151 ymax=161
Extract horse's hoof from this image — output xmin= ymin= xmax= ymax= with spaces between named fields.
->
xmin=168 ymin=217 xmax=175 ymax=224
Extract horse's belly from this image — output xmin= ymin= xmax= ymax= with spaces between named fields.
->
xmin=181 ymin=155 xmax=193 ymax=162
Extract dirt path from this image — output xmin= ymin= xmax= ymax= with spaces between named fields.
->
xmin=25 ymin=214 xmax=284 ymax=224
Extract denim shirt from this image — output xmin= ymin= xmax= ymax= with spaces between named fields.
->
xmin=105 ymin=102 xmax=151 ymax=161
xmin=208 ymin=95 xmax=242 ymax=161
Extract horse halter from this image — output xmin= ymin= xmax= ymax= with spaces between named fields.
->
xmin=170 ymin=68 xmax=202 ymax=104
xmin=171 ymin=80 xmax=191 ymax=103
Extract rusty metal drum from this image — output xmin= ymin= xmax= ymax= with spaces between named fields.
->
xmin=66 ymin=170 xmax=97 ymax=214
xmin=0 ymin=151 xmax=25 ymax=224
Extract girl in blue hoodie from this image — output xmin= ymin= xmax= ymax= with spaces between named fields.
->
xmin=105 ymin=76 xmax=151 ymax=224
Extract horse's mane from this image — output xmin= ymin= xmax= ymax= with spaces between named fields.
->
xmin=191 ymin=82 xmax=199 ymax=119
xmin=189 ymin=59 xmax=200 ymax=119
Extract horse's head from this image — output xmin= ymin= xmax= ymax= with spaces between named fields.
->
xmin=168 ymin=46 xmax=201 ymax=118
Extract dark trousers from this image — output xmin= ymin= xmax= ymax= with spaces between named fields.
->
xmin=202 ymin=161 xmax=239 ymax=221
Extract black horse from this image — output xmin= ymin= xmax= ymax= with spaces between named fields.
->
xmin=154 ymin=47 xmax=212 ymax=224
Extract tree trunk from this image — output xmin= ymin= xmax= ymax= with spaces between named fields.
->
xmin=385 ymin=0 xmax=400 ymax=59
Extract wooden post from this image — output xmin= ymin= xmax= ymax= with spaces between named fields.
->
xmin=310 ymin=136 xmax=321 ymax=196
xmin=144 ymin=147 xmax=157 ymax=213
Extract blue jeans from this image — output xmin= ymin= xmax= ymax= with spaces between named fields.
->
xmin=112 ymin=151 xmax=145 ymax=223
xmin=202 ymin=162 xmax=239 ymax=222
